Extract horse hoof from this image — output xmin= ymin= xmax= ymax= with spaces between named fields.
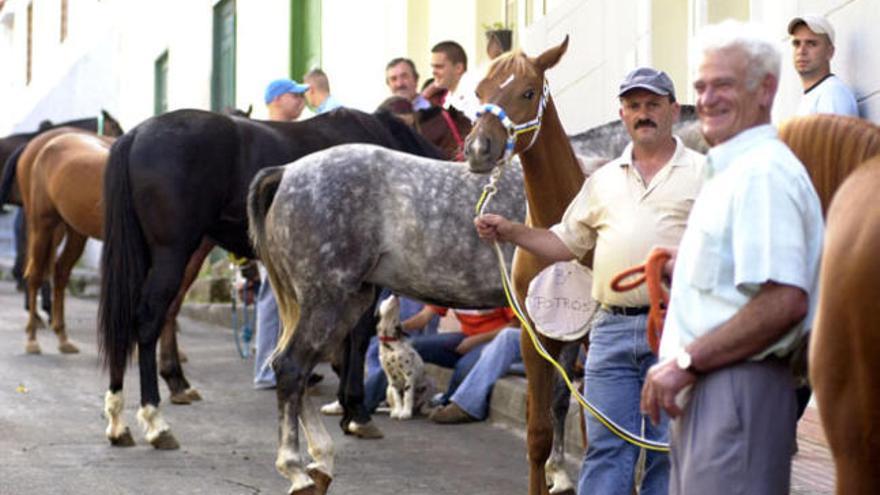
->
xmin=307 ymin=467 xmax=332 ymax=495
xmin=58 ymin=341 xmax=80 ymax=354
xmin=150 ymin=430 xmax=180 ymax=450
xmin=289 ymin=485 xmax=320 ymax=495
xmin=25 ymin=341 xmax=41 ymax=354
xmin=109 ymin=428 xmax=136 ymax=447
xmin=550 ymin=489 xmax=575 ymax=495
xmin=169 ymin=392 xmax=192 ymax=405
xmin=185 ymin=388 xmax=202 ymax=401
xmin=347 ymin=420 xmax=384 ymax=440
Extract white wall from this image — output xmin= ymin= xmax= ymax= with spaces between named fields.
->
xmin=518 ymin=0 xmax=880 ymax=134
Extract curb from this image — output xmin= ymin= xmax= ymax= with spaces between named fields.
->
xmin=178 ymin=301 xmax=586 ymax=459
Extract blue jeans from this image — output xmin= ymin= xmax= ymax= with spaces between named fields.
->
xmin=364 ymin=331 xmax=486 ymax=412
xmin=253 ymin=275 xmax=279 ymax=388
xmin=578 ymin=311 xmax=669 ymax=495
xmin=450 ymin=326 xmax=522 ymax=420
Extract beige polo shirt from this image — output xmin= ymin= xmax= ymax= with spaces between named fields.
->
xmin=550 ymin=136 xmax=705 ymax=307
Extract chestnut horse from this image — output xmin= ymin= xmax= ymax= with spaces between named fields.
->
xmin=465 ymin=38 xmax=586 ymax=495
xmin=12 ymin=127 xmax=210 ymax=405
xmin=776 ymin=115 xmax=880 ymax=495
xmin=812 ymin=158 xmax=880 ymax=495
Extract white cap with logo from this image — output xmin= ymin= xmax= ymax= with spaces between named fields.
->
xmin=788 ymin=14 xmax=835 ymax=46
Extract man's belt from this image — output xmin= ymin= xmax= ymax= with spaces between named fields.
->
xmin=601 ymin=305 xmax=651 ymax=316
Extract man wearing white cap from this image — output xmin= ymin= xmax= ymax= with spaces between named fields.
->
xmin=788 ymin=14 xmax=858 ymax=116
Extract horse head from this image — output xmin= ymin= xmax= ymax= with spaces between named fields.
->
xmin=100 ymin=110 xmax=125 ymax=137
xmin=466 ymin=35 xmax=569 ymax=173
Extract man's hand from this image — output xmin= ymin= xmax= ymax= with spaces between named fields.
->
xmin=455 ymin=335 xmax=483 ymax=355
xmin=640 ymin=358 xmax=696 ymax=425
xmin=474 ymin=213 xmax=513 ymax=242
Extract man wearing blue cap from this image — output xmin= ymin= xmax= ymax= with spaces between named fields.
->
xmin=475 ymin=67 xmax=705 ymax=495
xmin=253 ymin=77 xmax=310 ymax=390
xmin=264 ymin=78 xmax=310 ymax=121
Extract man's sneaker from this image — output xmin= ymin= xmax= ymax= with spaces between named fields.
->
xmin=320 ymin=400 xmax=343 ymax=416
xmin=429 ymin=402 xmax=477 ymax=424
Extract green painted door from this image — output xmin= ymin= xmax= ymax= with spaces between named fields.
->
xmin=212 ymin=0 xmax=236 ymax=112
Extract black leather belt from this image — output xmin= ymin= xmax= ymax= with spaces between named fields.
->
xmin=601 ymin=305 xmax=650 ymax=316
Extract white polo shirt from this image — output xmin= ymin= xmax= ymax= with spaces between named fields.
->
xmin=550 ymin=137 xmax=705 ymax=307
xmin=659 ymin=125 xmax=824 ymax=361
xmin=796 ymin=74 xmax=859 ymax=117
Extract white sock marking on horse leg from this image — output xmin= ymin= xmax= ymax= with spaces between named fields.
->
xmin=545 ymin=456 xmax=575 ymax=494
xmin=499 ymin=74 xmax=515 ymax=89
xmin=300 ymin=395 xmax=335 ymax=477
xmin=136 ymin=405 xmax=170 ymax=443
xmin=276 ymin=401 xmax=313 ymax=492
xmin=104 ymin=390 xmax=128 ymax=440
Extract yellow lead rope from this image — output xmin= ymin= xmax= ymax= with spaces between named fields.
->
xmin=477 ymin=167 xmax=670 ymax=453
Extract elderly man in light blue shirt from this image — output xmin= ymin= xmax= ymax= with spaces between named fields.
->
xmin=641 ymin=21 xmax=824 ymax=495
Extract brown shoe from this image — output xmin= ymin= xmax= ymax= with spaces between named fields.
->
xmin=429 ymin=402 xmax=477 ymax=424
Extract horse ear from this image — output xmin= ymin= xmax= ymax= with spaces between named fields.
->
xmin=245 ymin=104 xmax=253 ymax=118
xmin=534 ymin=35 xmax=569 ymax=72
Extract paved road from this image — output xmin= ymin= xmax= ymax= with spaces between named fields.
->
xmin=0 ymin=281 xmax=533 ymax=494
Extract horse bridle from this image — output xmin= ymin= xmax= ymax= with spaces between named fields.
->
xmin=476 ymin=78 xmax=550 ymax=163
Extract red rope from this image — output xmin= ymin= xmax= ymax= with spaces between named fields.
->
xmin=609 ymin=247 xmax=672 ymax=355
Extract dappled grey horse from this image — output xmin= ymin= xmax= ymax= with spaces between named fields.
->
xmin=248 ymin=143 xmax=525 ymax=494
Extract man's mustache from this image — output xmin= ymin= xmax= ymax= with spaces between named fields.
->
xmin=635 ymin=119 xmax=657 ymax=129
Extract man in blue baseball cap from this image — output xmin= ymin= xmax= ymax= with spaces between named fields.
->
xmin=264 ymin=78 xmax=310 ymax=121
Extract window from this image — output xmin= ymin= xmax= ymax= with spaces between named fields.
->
xmin=154 ymin=51 xmax=169 ymax=115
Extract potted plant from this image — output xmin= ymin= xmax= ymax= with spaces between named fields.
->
xmin=484 ymin=21 xmax=513 ymax=54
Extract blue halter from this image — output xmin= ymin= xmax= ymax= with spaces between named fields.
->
xmin=476 ymin=79 xmax=550 ymax=163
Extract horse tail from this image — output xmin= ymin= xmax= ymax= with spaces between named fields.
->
xmin=98 ymin=130 xmax=147 ymax=373
xmin=0 ymin=143 xmax=26 ymax=205
xmin=247 ymin=165 xmax=301 ymax=362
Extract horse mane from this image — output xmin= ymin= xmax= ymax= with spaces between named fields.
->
xmin=486 ymin=49 xmax=539 ymax=81
xmin=372 ymin=109 xmax=446 ymax=160
xmin=779 ymin=114 xmax=880 ymax=214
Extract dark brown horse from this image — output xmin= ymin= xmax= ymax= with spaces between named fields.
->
xmin=465 ymin=38 xmax=587 ymax=495
xmin=98 ymin=108 xmax=444 ymax=450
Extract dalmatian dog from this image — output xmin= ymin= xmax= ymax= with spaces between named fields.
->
xmin=377 ymin=295 xmax=433 ymax=419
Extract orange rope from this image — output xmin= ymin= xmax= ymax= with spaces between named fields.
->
xmin=609 ymin=247 xmax=672 ymax=355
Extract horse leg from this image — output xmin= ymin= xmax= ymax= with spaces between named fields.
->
xmin=159 ymin=238 xmax=213 ymax=405
xmin=134 ymin=251 xmax=190 ymax=450
xmin=545 ymin=342 xmax=580 ymax=495
xmin=275 ymin=291 xmax=375 ymax=494
xmin=22 ymin=216 xmax=57 ymax=354
xmin=51 ymin=229 xmax=86 ymax=354
xmin=338 ymin=293 xmax=383 ymax=438
xmin=104 ymin=363 xmax=136 ymax=447
xmin=523 ymin=330 xmax=563 ymax=495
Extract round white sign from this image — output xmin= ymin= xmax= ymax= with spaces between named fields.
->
xmin=526 ymin=260 xmax=598 ymax=342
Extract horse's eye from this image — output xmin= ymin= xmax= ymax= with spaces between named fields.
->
xmin=474 ymin=90 xmax=481 ymax=100
xmin=523 ymin=89 xmax=535 ymax=100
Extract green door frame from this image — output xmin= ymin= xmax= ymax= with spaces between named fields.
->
xmin=211 ymin=0 xmax=236 ymax=112
xmin=154 ymin=50 xmax=169 ymax=115
xmin=290 ymin=0 xmax=321 ymax=81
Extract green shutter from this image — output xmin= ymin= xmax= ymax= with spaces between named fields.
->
xmin=212 ymin=0 xmax=236 ymax=112
xmin=290 ymin=0 xmax=321 ymax=81
xmin=154 ymin=51 xmax=169 ymax=115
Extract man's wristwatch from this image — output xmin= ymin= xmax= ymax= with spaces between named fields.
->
xmin=675 ymin=349 xmax=698 ymax=374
